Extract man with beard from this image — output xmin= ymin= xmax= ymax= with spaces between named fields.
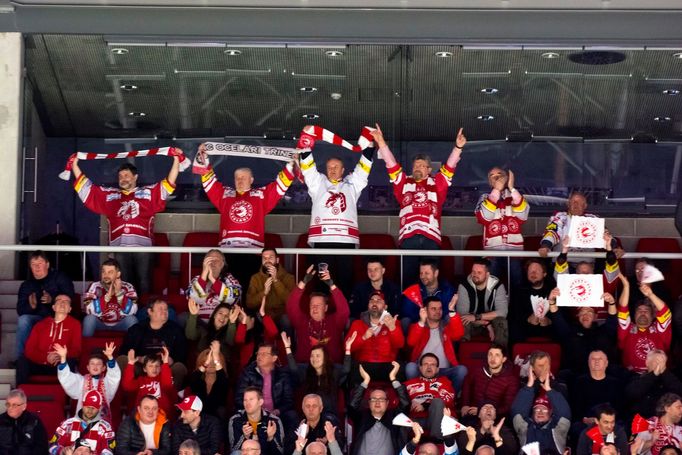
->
xmin=402 ymin=258 xmax=456 ymax=325
xmin=71 ymin=156 xmax=181 ymax=295
xmin=245 ymin=248 xmax=295 ymax=324
xmin=49 ymin=390 xmax=116 ymax=455
xmin=186 ymin=249 xmax=241 ymax=322
xmin=405 ymin=296 xmax=467 ymax=393
xmin=461 ymin=344 xmax=519 ymax=423
xmin=346 ymin=290 xmax=404 ymax=384
xmin=456 ymin=258 xmax=508 ymax=347
xmin=456 ymin=402 xmax=518 ymax=455
xmin=404 ymin=353 xmax=457 ymax=439
xmin=371 ymin=125 xmax=466 ymax=285
xmin=634 ymin=393 xmax=682 ymax=455
xmin=171 ymin=395 xmax=223 ymax=455
xmin=82 ymin=258 xmax=138 ymax=337
xmin=510 ymin=259 xmax=555 ymax=344
xmin=617 ymin=273 xmax=672 ymax=373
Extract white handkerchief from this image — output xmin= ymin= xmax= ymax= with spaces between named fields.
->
xmin=296 ymin=423 xmax=308 ymax=439
xmin=567 ymin=216 xmax=605 ymax=249
xmin=522 ymin=441 xmax=540 ymax=455
xmin=641 ymin=265 xmax=665 ymax=284
xmin=606 ymin=432 xmax=615 ymax=443
xmin=392 ymin=413 xmax=414 ymax=427
xmin=557 ymin=274 xmax=604 ymax=307
xmin=441 ymin=414 xmax=467 ymax=436
xmin=530 ymin=295 xmax=550 ymax=318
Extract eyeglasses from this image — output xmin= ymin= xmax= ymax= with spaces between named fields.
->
xmin=369 ymin=398 xmax=388 ymax=403
xmin=6 ymin=402 xmax=26 ymax=408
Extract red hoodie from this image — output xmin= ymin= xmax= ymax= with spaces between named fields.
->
xmin=122 ymin=362 xmax=176 ymax=418
xmin=25 ymin=315 xmax=81 ymax=364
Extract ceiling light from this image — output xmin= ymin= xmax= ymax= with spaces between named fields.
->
xmin=663 ymin=89 xmax=680 ymax=95
xmin=672 ymin=52 xmax=682 ymax=59
xmin=224 ymin=49 xmax=242 ymax=56
xmin=128 ymin=112 xmax=146 ymax=117
xmin=481 ymin=88 xmax=499 ymax=94
xmin=631 ymin=133 xmax=658 ymax=143
xmin=120 ymin=84 xmax=138 ymax=91
xmin=541 ymin=52 xmax=560 ymax=59
xmin=301 ymin=113 xmax=320 ymax=119
xmin=110 ymin=48 xmax=129 ymax=55
xmin=477 ymin=115 xmax=495 ymax=121
xmin=325 ymin=50 xmax=344 ymax=57
xmin=435 ymin=51 xmax=453 ymax=58
xmin=299 ymin=87 xmax=318 ymax=93
xmin=654 ymin=116 xmax=672 ymax=122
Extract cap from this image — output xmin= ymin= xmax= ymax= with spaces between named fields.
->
xmin=369 ymin=290 xmax=385 ymax=301
xmin=82 ymin=390 xmax=103 ymax=410
xmin=176 ymin=395 xmax=203 ymax=412
xmin=532 ymin=395 xmax=552 ymax=413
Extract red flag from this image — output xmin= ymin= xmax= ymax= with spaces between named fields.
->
xmin=403 ymin=284 xmax=423 ymax=308
xmin=631 ymin=414 xmax=650 ymax=434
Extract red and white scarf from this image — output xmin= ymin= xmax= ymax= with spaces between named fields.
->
xmin=59 ymin=147 xmax=190 ymax=180
xmin=295 ymin=125 xmax=374 ymax=152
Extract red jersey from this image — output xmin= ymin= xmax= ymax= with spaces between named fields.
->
xmin=84 ymin=280 xmax=138 ymax=323
xmin=387 ymin=164 xmax=455 ymax=245
xmin=404 ymin=375 xmax=456 ymax=419
xmin=345 ymin=316 xmax=404 ymax=363
xmin=122 ymin=362 xmax=176 ymax=418
xmin=74 ymin=175 xmax=175 ymax=247
xmin=50 ymin=415 xmax=115 ymax=455
xmin=618 ymin=304 xmax=672 ymax=373
xmin=201 ymin=164 xmax=294 ymax=248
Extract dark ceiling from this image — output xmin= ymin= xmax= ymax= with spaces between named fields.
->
xmin=24 ymin=35 xmax=682 ymax=143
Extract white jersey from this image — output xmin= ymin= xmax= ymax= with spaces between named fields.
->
xmin=301 ymin=153 xmax=372 ymax=245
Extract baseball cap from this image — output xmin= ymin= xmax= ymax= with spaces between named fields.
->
xmin=369 ymin=290 xmax=385 ymax=301
xmin=82 ymin=390 xmax=103 ymax=410
xmin=176 ymin=395 xmax=203 ymax=412
xmin=533 ymin=395 xmax=552 ymax=413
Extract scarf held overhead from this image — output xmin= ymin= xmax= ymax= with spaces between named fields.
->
xmin=59 ymin=147 xmax=189 ymax=180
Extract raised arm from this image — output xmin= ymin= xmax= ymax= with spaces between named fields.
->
xmin=166 ymin=154 xmax=181 ymax=185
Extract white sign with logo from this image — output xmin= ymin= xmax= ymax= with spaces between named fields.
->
xmin=557 ymin=274 xmax=604 ymax=307
xmin=567 ymin=215 xmax=605 ymax=249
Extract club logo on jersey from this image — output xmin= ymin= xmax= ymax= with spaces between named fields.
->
xmin=325 ymin=192 xmax=347 ymax=215
xmin=229 ymin=200 xmax=253 ymax=223
xmin=117 ymin=200 xmax=140 ymax=220
xmin=412 ymin=188 xmax=429 ymax=208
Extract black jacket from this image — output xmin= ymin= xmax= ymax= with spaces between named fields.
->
xmin=348 ymin=381 xmax=410 ymax=455
xmin=0 ymin=410 xmax=48 ymax=455
xmin=171 ymin=413 xmax=223 ymax=455
xmin=235 ymin=362 xmax=294 ymax=413
xmin=228 ymin=409 xmax=284 ymax=455
xmin=625 ymin=370 xmax=682 ymax=418
xmin=121 ymin=319 xmax=187 ymax=363
xmin=115 ymin=414 xmax=172 ymax=455
xmin=17 ymin=269 xmax=74 ymax=317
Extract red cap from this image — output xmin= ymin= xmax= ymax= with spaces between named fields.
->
xmin=369 ymin=290 xmax=385 ymax=301
xmin=82 ymin=390 xmax=103 ymax=410
xmin=533 ymin=395 xmax=552 ymax=413
xmin=176 ymin=395 xmax=203 ymax=412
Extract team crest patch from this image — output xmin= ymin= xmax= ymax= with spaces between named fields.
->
xmin=325 ymin=192 xmax=347 ymax=215
xmin=229 ymin=200 xmax=254 ymax=223
xmin=568 ymin=277 xmax=592 ymax=304
xmin=117 ymin=200 xmax=140 ymax=220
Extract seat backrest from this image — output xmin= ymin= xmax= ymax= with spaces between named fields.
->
xmin=457 ymin=341 xmax=491 ymax=372
xmin=20 ymin=384 xmax=67 ymax=436
xmin=439 ymin=236 xmax=457 ymax=282
xmin=512 ymin=342 xmax=561 ymax=376
xmin=79 ymin=335 xmax=125 ymax=373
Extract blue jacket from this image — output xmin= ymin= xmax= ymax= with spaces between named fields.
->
xmin=511 ymin=387 xmax=571 ymax=453
xmin=401 ymin=280 xmax=456 ymax=322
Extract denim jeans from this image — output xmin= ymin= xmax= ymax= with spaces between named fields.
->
xmin=82 ymin=314 xmax=138 ymax=337
xmin=16 ymin=314 xmax=43 ymax=357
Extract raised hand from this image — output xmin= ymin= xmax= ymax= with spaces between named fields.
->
xmin=53 ymin=343 xmax=68 ymax=362
xmin=640 ymin=283 xmax=653 ymax=298
xmin=324 ymin=420 xmax=337 ymax=443
xmin=264 ymin=277 xmax=273 ymax=296
xmin=561 ymin=235 xmax=571 ymax=253
xmin=389 ymin=361 xmax=400 ymax=382
xmin=384 ymin=314 xmax=398 ymax=331
xmin=266 ymin=420 xmax=277 ymax=441
xmin=242 ymin=422 xmax=254 ymax=437
xmin=127 ymin=349 xmax=137 ymax=365
xmin=527 ymin=367 xmax=536 ymax=388
xmin=419 ymin=306 xmax=428 ymax=325
xmin=187 ymin=298 xmax=200 ymax=316
xmin=228 ymin=306 xmax=240 ymax=324
xmin=370 ymin=124 xmax=387 ymax=149
xmin=259 ymin=295 xmax=268 ymax=318
xmin=359 ymin=364 xmax=371 ymax=385
xmin=103 ymin=342 xmax=116 ymax=360
xmin=411 ymin=421 xmax=424 ymax=444
xmin=455 ymin=127 xmax=467 ymax=149
xmin=466 ymin=426 xmax=477 ymax=442
xmin=302 ymin=265 xmax=316 ymax=285
xmin=541 ymin=374 xmax=552 ymax=391
xmin=345 ymin=331 xmax=357 ymax=352
xmin=281 ymin=332 xmax=292 ymax=350
xmin=161 ymin=346 xmax=170 ymax=364
xmin=507 ymin=170 xmax=515 ymax=190
xmin=448 ymin=294 xmax=459 ymax=313
xmin=210 ymin=340 xmax=220 ymax=355
xmin=492 ymin=417 xmax=505 ymax=440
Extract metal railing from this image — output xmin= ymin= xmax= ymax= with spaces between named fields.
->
xmin=3 ymin=244 xmax=682 ymax=293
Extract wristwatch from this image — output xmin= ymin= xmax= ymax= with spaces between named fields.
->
xmin=475 ymin=313 xmax=482 ymax=321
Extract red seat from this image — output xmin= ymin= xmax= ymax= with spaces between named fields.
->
xmin=462 ymin=235 xmax=483 ymax=277
xmin=179 ymin=232 xmax=221 ymax=287
xmin=25 ymin=374 xmax=59 ymax=385
xmin=151 ymin=233 xmax=172 ymax=295
xmin=20 ymin=384 xmax=67 ymax=436
xmin=512 ymin=342 xmax=561 ymax=376
xmin=439 ymin=236 xmax=457 ymax=283
xmin=636 ymin=237 xmax=682 ymax=299
xmin=354 ymin=234 xmax=399 ymax=283
xmin=457 ymin=341 xmax=491 ymax=372
xmin=523 ymin=235 xmax=544 ymax=252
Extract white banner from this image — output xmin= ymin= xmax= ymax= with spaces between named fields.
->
xmin=557 ymin=274 xmax=604 ymax=307
xmin=567 ymin=215 xmax=605 ymax=249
